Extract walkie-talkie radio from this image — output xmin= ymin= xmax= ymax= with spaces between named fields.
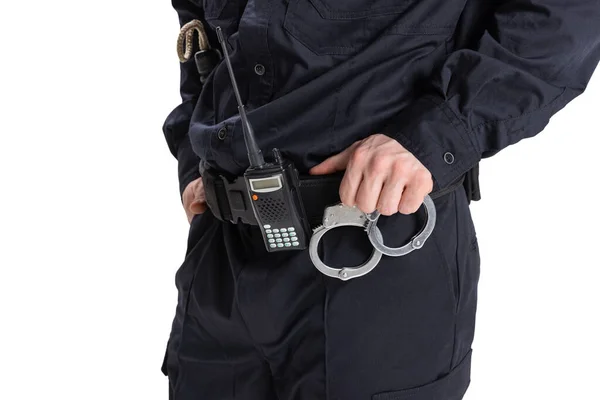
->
xmin=216 ymin=27 xmax=310 ymax=252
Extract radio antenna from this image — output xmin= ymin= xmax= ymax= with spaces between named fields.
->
xmin=215 ymin=27 xmax=265 ymax=168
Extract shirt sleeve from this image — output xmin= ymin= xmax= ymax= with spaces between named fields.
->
xmin=163 ymin=0 xmax=214 ymax=196
xmin=385 ymin=0 xmax=600 ymax=191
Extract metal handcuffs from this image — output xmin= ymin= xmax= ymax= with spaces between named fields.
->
xmin=308 ymin=196 xmax=437 ymax=281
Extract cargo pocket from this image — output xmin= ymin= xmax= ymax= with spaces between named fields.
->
xmin=162 ymin=211 xmax=217 ymax=384
xmin=372 ymin=350 xmax=472 ymax=400
xmin=283 ymin=0 xmax=466 ymax=56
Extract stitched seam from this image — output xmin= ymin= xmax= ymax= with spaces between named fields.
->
xmin=435 ymin=95 xmax=481 ymax=156
xmin=310 ymin=0 xmax=413 ymax=19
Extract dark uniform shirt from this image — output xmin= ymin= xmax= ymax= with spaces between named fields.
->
xmin=163 ymin=0 xmax=600 ymax=195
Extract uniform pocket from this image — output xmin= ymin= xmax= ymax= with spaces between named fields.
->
xmin=283 ymin=0 xmax=466 ymax=56
xmin=304 ymin=0 xmax=416 ymax=18
xmin=372 ymin=350 xmax=472 ymax=400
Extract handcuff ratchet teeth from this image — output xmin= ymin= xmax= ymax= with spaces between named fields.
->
xmin=308 ymin=195 xmax=437 ymax=281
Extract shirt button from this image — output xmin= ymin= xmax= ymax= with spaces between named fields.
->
xmin=443 ymin=152 xmax=455 ymax=165
xmin=217 ymin=127 xmax=227 ymax=140
xmin=254 ymin=63 xmax=265 ymax=76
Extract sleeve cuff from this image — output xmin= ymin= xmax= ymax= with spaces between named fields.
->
xmin=176 ymin=138 xmax=201 ymax=197
xmin=383 ymin=95 xmax=481 ymax=191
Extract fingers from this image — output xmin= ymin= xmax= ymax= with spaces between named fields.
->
xmin=193 ymin=178 xmax=206 ymax=204
xmin=352 ymin=154 xmax=387 ymax=213
xmin=309 ymin=141 xmax=361 ymax=175
xmin=308 ymin=134 xmax=435 ymax=216
xmin=338 ymin=135 xmax=433 ymax=216
xmin=377 ymin=174 xmax=406 ymax=216
xmin=339 ymin=160 xmax=363 ymax=207
xmin=182 ymin=177 xmax=207 ymax=223
xmin=398 ymin=170 xmax=433 ymax=215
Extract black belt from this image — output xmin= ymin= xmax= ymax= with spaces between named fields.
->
xmin=202 ymin=169 xmax=466 ymax=227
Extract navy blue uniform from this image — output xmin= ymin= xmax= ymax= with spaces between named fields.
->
xmin=161 ymin=1 xmax=600 ymax=399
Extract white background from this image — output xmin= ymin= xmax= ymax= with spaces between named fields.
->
xmin=0 ymin=1 xmax=598 ymax=399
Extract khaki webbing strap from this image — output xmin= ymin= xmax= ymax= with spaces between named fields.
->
xmin=177 ymin=19 xmax=210 ymax=63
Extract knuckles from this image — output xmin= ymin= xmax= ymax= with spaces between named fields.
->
xmin=351 ymin=145 xmax=369 ymax=165
xmin=369 ymin=156 xmax=391 ymax=175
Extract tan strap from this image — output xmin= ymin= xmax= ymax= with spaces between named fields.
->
xmin=177 ymin=19 xmax=210 ymax=63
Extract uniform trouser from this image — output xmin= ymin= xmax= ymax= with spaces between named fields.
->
xmin=162 ymin=184 xmax=480 ymax=400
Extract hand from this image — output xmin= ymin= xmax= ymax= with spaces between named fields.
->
xmin=309 ymin=134 xmax=433 ymax=216
xmin=182 ymin=177 xmax=207 ymax=223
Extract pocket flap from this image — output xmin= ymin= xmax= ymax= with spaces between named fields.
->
xmin=373 ymin=350 xmax=472 ymax=400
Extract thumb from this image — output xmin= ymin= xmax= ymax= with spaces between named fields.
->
xmin=190 ymin=201 xmax=207 ymax=214
xmin=309 ymin=144 xmax=356 ymax=175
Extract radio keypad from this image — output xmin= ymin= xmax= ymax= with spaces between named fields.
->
xmin=264 ymin=226 xmax=301 ymax=249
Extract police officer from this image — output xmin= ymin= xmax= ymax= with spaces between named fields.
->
xmin=161 ymin=0 xmax=600 ymax=399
